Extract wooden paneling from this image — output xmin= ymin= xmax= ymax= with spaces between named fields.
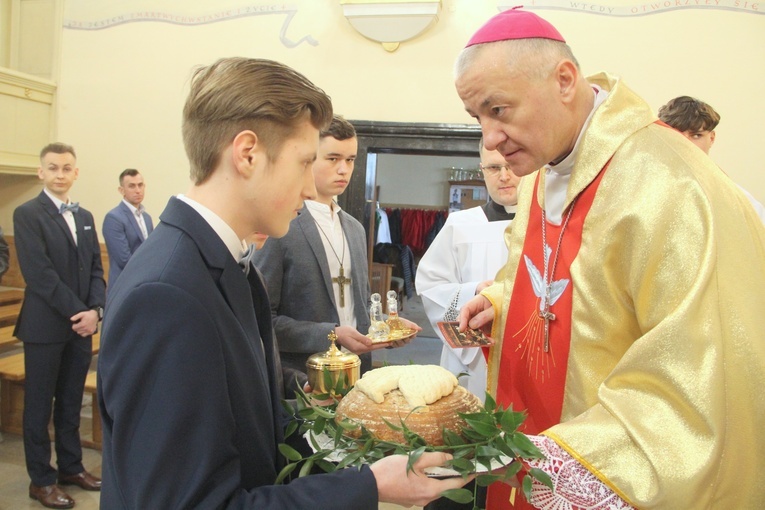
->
xmin=0 ymin=68 xmax=56 ymax=176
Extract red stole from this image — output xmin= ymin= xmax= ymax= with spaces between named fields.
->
xmin=487 ymin=163 xmax=608 ymax=509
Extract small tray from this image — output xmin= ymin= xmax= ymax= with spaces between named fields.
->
xmin=367 ymin=327 xmax=417 ymax=344
xmin=305 ymin=430 xmax=514 ymax=478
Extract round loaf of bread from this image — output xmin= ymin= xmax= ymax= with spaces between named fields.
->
xmin=335 ymin=385 xmax=483 ymax=446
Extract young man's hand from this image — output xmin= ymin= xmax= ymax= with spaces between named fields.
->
xmin=371 ymin=452 xmax=474 ymax=507
xmin=71 ymin=309 xmax=99 ymax=337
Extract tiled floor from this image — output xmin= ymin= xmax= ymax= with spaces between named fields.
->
xmin=0 ymin=432 xmax=102 ymax=510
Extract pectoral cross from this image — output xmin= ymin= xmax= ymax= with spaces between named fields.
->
xmin=538 ymin=307 xmax=556 ymax=352
xmin=332 ymin=266 xmax=352 ymax=307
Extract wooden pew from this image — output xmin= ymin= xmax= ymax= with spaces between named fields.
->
xmin=0 ymin=334 xmax=100 ymax=441
xmin=0 ymin=302 xmax=21 ymax=328
xmin=82 ymin=371 xmax=101 ymax=450
xmin=0 ymin=325 xmax=21 ymax=350
xmin=0 ymin=289 xmax=24 ymax=306
xmin=0 ymin=352 xmax=27 ymax=435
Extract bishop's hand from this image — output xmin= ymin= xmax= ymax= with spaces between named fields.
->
xmin=457 ymin=294 xmax=494 ymax=337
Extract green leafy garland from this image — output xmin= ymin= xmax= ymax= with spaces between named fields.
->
xmin=277 ymin=370 xmax=553 ymax=508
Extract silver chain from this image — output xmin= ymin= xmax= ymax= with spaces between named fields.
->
xmin=541 ymin=197 xmax=578 ymax=313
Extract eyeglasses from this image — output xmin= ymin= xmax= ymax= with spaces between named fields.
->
xmin=479 ymin=163 xmax=513 ymax=176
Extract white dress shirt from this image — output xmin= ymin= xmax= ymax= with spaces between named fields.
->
xmin=305 ymin=200 xmax=356 ymax=329
xmin=123 ymin=199 xmax=149 ymax=239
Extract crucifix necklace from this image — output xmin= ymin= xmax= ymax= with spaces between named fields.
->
xmin=313 ymin=216 xmax=351 ymax=307
xmin=540 ymin=196 xmax=578 ymax=353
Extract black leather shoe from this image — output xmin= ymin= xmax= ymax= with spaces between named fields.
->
xmin=58 ymin=470 xmax=102 ymax=491
xmin=28 ymin=483 xmax=75 ymax=509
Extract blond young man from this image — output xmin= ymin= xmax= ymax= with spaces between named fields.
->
xmin=14 ymin=143 xmax=105 ymax=508
xmin=98 ymin=58 xmax=465 ymax=509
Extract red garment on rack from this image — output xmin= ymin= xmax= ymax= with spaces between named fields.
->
xmin=384 ymin=207 xmax=447 ymax=258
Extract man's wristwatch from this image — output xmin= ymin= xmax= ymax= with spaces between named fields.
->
xmin=92 ymin=306 xmax=104 ymax=321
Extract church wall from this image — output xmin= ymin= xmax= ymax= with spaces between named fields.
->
xmin=1 ymin=0 xmax=763 ymax=233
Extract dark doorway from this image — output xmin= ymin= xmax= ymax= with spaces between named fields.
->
xmin=338 ymin=120 xmax=481 ymax=223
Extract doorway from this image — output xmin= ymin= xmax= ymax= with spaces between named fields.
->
xmin=338 ymin=120 xmax=482 ymax=222
xmin=339 ymin=121 xmax=483 ymax=365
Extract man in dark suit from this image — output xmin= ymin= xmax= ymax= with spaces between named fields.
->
xmin=13 ymin=142 xmax=105 ymax=509
xmin=98 ymin=57 xmax=466 ymax=509
xmin=102 ymin=168 xmax=153 ymax=285
xmin=254 ymin=116 xmax=414 ymax=377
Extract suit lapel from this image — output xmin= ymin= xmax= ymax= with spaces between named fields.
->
xmin=217 ymin=252 xmax=274 ymax=396
xmin=157 ymin=198 xmax=279 ymax=453
xmin=39 ymin=192 xmax=77 ymax=249
xmin=298 ymin=208 xmax=336 ymax=304
xmin=73 ymin=209 xmax=86 ymax=254
xmin=144 ymin=213 xmax=154 ymax=235
xmin=120 ymin=202 xmax=144 ymax=241
xmin=219 ymin=261 xmax=259 ymax=340
xmin=246 ymin=267 xmax=282 ymax=430
xmin=339 ymin=211 xmax=368 ymax=320
xmin=160 ymin=198 xmax=267 ymax=379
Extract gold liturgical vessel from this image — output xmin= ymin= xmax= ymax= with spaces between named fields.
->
xmin=306 ymin=331 xmax=360 ymax=394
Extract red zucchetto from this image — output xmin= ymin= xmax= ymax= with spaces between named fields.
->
xmin=466 ymin=7 xmax=566 ymax=47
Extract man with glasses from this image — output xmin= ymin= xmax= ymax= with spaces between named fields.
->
xmin=417 ymin=139 xmax=519 ymax=401
xmin=416 ymin=140 xmax=519 ymax=510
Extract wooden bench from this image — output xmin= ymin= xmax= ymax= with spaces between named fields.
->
xmin=0 ymin=289 xmax=24 ymax=306
xmin=0 ymin=325 xmax=21 ymax=350
xmin=0 ymin=302 xmax=21 ymax=328
xmin=82 ymin=371 xmax=101 ymax=450
xmin=0 ymin=352 xmax=29 ymax=436
xmin=370 ymin=263 xmax=394 ymax=311
xmin=0 ymin=334 xmax=100 ymax=443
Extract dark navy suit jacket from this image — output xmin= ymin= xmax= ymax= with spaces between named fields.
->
xmin=98 ymin=197 xmax=377 ymax=509
xmin=102 ymin=201 xmax=153 ymax=285
xmin=13 ymin=191 xmax=105 ymax=343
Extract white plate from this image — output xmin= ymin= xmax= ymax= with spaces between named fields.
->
xmin=423 ymin=456 xmax=514 ymax=478
xmin=304 ymin=431 xmax=514 ymax=478
xmin=304 ymin=431 xmax=349 ymax=463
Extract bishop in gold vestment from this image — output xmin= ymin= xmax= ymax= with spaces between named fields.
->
xmin=481 ymin=73 xmax=765 ymax=508
xmin=454 ymin=9 xmax=765 ymax=509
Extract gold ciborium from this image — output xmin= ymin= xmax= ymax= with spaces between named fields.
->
xmin=306 ymin=331 xmax=360 ymax=395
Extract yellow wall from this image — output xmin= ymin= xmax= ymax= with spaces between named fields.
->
xmin=1 ymin=1 xmax=763 ymax=233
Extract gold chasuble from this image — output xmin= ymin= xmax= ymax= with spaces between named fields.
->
xmin=483 ymin=74 xmax=765 ymax=509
